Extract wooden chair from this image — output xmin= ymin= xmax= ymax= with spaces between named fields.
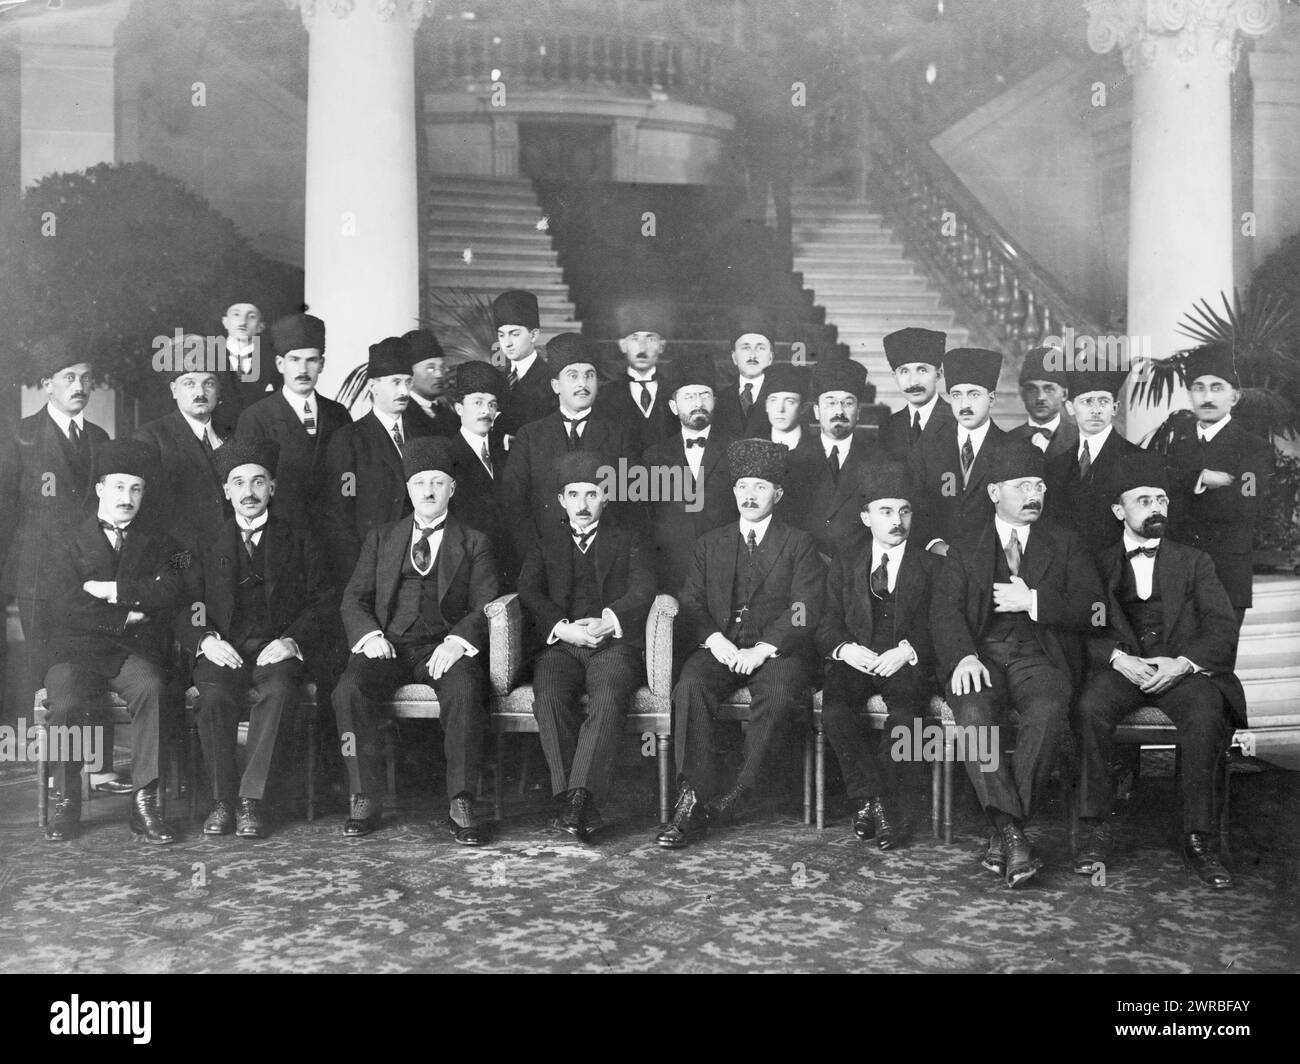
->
xmin=484 ymin=593 xmax=678 ymax=824
xmin=182 ymin=681 xmax=319 ymax=822
xmin=810 ymin=690 xmax=948 ymax=836
xmin=714 ymin=686 xmax=817 ymax=828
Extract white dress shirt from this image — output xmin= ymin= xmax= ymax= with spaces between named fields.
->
xmin=831 ymin=539 xmax=917 ymax=665
xmin=682 ymin=427 xmax=711 ymax=478
xmin=46 ymin=405 xmax=86 ymax=441
xmin=627 ymin=371 xmax=658 ymax=416
xmin=909 ymin=393 xmax=940 ymax=431
xmin=181 ymin=410 xmax=222 ymax=450
xmin=282 ymin=387 xmax=318 ymax=426
xmin=546 ymin=523 xmax=624 ymax=643
xmin=1078 ymin=424 xmax=1113 ymax=462
xmin=771 ymin=426 xmax=802 ymax=450
xmin=1027 ymin=413 xmax=1061 ymax=452
xmin=738 ymin=374 xmax=765 ymax=403
xmin=372 ymin=408 xmax=404 ymax=450
xmin=460 ymin=426 xmax=494 ymax=476
xmin=1193 ymin=414 xmax=1232 ymax=494
xmin=959 ymin=419 xmax=992 ymax=464
xmin=509 ymin=351 xmax=539 ymax=381
xmin=822 ymin=434 xmax=852 ymax=467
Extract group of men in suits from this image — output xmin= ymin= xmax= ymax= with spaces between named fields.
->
xmin=2 ymin=285 xmax=1270 ymax=890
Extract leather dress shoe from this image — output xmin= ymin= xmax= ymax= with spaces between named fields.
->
xmin=447 ymin=794 xmax=486 ymax=846
xmin=203 ymin=799 xmax=236 ymax=835
xmin=129 ymin=782 xmax=177 ymax=845
xmin=44 ymin=790 xmax=82 ymax=843
xmin=704 ymin=783 xmax=747 ymax=826
xmin=236 ymin=797 xmax=267 ymax=839
xmin=343 ymin=793 xmax=382 ymax=837
xmin=852 ymin=801 xmax=875 ymax=841
xmin=656 ymin=784 xmax=708 ymax=849
xmin=1073 ymin=819 xmax=1114 ymax=875
xmin=1001 ymin=824 xmax=1042 ymax=889
xmin=871 ymin=798 xmax=902 ymax=851
xmin=92 ymin=777 xmax=134 ymax=796
xmin=980 ymin=829 xmax=1006 ymax=875
xmin=1183 ymin=832 xmax=1233 ymax=890
xmin=554 ymin=788 xmax=599 ymax=843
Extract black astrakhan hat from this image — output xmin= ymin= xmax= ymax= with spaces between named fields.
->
xmin=553 ymin=451 xmax=611 ymax=492
xmin=1114 ymin=449 xmax=1170 ymax=497
xmin=491 ymin=290 xmax=540 ymax=331
xmin=95 ymin=439 xmax=157 ymax=483
xmin=765 ymin=362 xmax=808 ymax=398
xmin=403 ymin=329 xmax=445 ymax=366
xmin=727 ymin=438 xmax=787 ymax=487
xmin=216 ymin=437 xmax=280 ymax=481
xmin=943 ymin=347 xmax=1003 ymax=393
xmin=454 ymin=360 xmax=506 ymax=400
xmin=546 ymin=333 xmax=597 ymax=375
xmin=1182 ymin=342 xmax=1239 ymax=389
xmin=859 ymin=457 xmax=916 ymax=506
xmin=810 ymin=351 xmax=868 ymax=402
xmin=402 ymin=436 xmax=457 ymax=481
xmin=986 ymin=439 xmax=1045 ymax=484
xmin=34 ymin=334 xmax=87 ymax=379
xmin=667 ymin=354 xmax=716 ymax=395
xmin=732 ymin=306 xmax=775 ymax=345
xmin=368 ymin=336 xmax=412 ymax=379
xmin=1019 ymin=346 xmax=1070 ymax=387
xmin=1066 ymin=367 xmax=1128 ymax=399
xmin=883 ymin=327 xmax=945 ymax=370
xmin=269 ymin=312 xmax=326 ymax=356
xmin=614 ymin=298 xmax=673 ymax=339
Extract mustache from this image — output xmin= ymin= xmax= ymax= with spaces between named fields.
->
xmin=239 ymin=497 xmax=258 ymax=506
xmin=903 ymin=386 xmax=925 ymax=394
xmin=958 ymin=409 xmax=973 ymax=417
xmin=295 ymin=375 xmax=312 ymax=381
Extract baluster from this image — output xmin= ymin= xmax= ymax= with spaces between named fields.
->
xmin=966 ymin=233 xmax=987 ymax=302
xmin=594 ymin=35 xmax=608 ymax=84
xmin=1006 ymin=276 xmax=1028 ymax=355
xmin=993 ymin=262 xmax=1013 ymax=336
xmin=980 ymin=249 xmax=1001 ymax=324
xmin=1022 ymin=288 xmax=1044 ymax=349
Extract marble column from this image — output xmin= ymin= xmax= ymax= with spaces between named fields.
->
xmin=289 ymin=0 xmax=426 ymax=404
xmin=1087 ymin=0 xmax=1279 ymax=442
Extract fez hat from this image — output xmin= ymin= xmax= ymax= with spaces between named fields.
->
xmin=270 ymin=312 xmax=326 ymax=356
xmin=810 ymin=352 xmax=868 ymax=402
xmin=402 ymin=436 xmax=457 ymax=481
xmin=859 ymin=458 xmax=916 ymax=507
xmin=1019 ymin=346 xmax=1070 ymax=387
xmin=216 ymin=437 xmax=280 ymax=481
xmin=765 ymin=363 xmax=808 ymax=397
xmin=1067 ymin=368 xmax=1128 ymax=399
xmin=732 ymin=306 xmax=775 ymax=345
xmin=454 ymin=360 xmax=506 ymax=401
xmin=156 ymin=334 xmax=219 ymax=383
xmin=1183 ymin=342 xmax=1240 ymax=389
xmin=883 ymin=327 xmax=945 ymax=370
xmin=368 ymin=336 xmax=412 ymax=379
xmin=403 ymin=329 xmax=445 ymax=365
xmin=667 ymin=354 xmax=716 ymax=395
xmin=94 ymin=439 xmax=156 ymax=483
xmin=614 ymin=298 xmax=673 ymax=339
xmin=553 ymin=451 xmax=610 ymax=493
xmin=727 ymin=438 xmax=787 ymax=487
xmin=1113 ymin=449 xmax=1170 ymax=497
xmin=492 ymin=290 xmax=540 ymax=331
xmin=34 ymin=334 xmax=87 ymax=379
xmin=987 ymin=439 xmax=1045 ymax=483
xmin=546 ymin=333 xmax=596 ymax=375
xmin=943 ymin=348 xmax=1003 ymax=392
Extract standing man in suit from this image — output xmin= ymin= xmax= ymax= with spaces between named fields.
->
xmin=656 ymin=440 xmax=826 ymax=849
xmin=764 ymin=363 xmax=809 ymax=451
xmin=212 ymin=299 xmax=274 ymax=437
xmin=501 ymin=333 xmax=633 ymax=566
xmin=1165 ymin=343 xmax=1273 ymax=630
xmin=910 ymin=347 xmax=1008 ymax=555
xmin=595 ymin=299 xmax=678 ymax=457
xmin=1073 ymin=451 xmax=1243 ymax=889
xmin=817 ymin=458 xmax=940 ymax=849
xmin=179 ymin=439 xmax=334 ymax=839
xmin=931 ymin=441 xmax=1103 ymax=886
xmin=235 ymin=312 xmax=350 ymax=534
xmin=1009 ymin=346 xmax=1078 ymax=458
xmin=134 ymin=349 xmax=230 ymax=553
xmin=518 ymin=452 xmax=655 ymax=842
xmin=447 ymin=361 xmax=513 ymax=586
xmin=1044 ymin=369 xmax=1140 ymax=558
xmin=40 ymin=440 xmax=190 ymax=844
xmin=333 ymin=437 xmax=499 ymax=843
xmin=713 ymin=318 xmax=776 ymax=441
xmin=403 ymin=328 xmax=459 ymax=439
xmin=792 ymin=353 xmax=881 ymax=561
xmin=0 ymin=338 xmax=109 ymax=739
xmin=492 ymin=290 xmax=554 ymax=443
xmin=879 ymin=327 xmax=951 ymax=457
xmin=323 ymin=336 xmax=417 ymax=577
xmin=640 ymin=355 xmax=736 ymax=593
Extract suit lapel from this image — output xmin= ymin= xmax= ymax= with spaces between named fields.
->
xmin=893 ymin=546 xmax=921 ymax=636
xmin=79 ymin=519 xmax=115 ymax=578
xmin=972 ymin=523 xmax=997 ymax=631
xmin=211 ymin=521 xmax=242 ymax=631
xmin=1155 ymin=547 xmax=1178 ymax=646
xmin=748 ymin=522 xmax=786 ymax=596
xmin=592 ymin=528 xmax=616 ymax=591
xmin=1105 ymin=548 xmax=1140 ymax=651
xmin=263 ymin=519 xmax=291 ymax=610
xmin=365 ymin=413 xmax=404 ymax=478
xmin=712 ymin=527 xmax=739 ymax=627
xmin=1020 ymin=522 xmax=1055 ymax=589
xmin=853 ymin=550 xmax=875 ymax=646
xmin=436 ymin=518 xmax=465 ymax=606
xmin=700 ymin=434 xmax=726 ymax=484
xmin=41 ymin=412 xmax=83 ymax=503
xmin=378 ymin=516 xmax=413 ymax=622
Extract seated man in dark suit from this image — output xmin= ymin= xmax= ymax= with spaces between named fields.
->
xmin=817 ymin=458 xmax=940 ymax=849
xmin=447 ymin=360 xmax=513 ymax=586
xmin=501 ymin=333 xmax=633 ymax=568
xmin=879 ymin=327 xmax=951 ymax=457
xmin=178 ymin=439 xmax=334 ymax=840
xmin=333 ymin=437 xmax=499 ymax=843
xmin=640 ymin=355 xmax=736 ymax=593
xmin=1165 ymin=342 xmax=1273 ymax=632
xmin=657 ymin=440 xmax=826 ymax=850
xmin=1008 ymin=346 xmax=1078 ymax=458
xmin=134 ymin=349 xmax=230 ymax=553
xmin=1073 ymin=451 xmax=1244 ymax=889
xmin=931 ymin=441 xmax=1102 ymax=886
xmin=41 ymin=440 xmax=190 ymax=844
xmin=518 ymin=452 xmax=655 ymax=842
xmin=403 ymin=328 xmax=460 ymax=439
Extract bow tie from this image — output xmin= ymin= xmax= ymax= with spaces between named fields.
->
xmin=685 ymin=437 xmax=706 ymax=449
xmin=99 ymin=520 xmax=130 ymax=533
xmin=1126 ymin=545 xmax=1159 ymax=559
xmin=1030 ymin=426 xmax=1052 ymax=439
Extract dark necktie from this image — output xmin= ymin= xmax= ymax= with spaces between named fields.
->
xmin=303 ymin=402 xmax=316 ymax=437
xmin=910 ymin=411 xmax=922 ymax=443
xmin=480 ymin=440 xmax=494 ymax=479
xmin=563 ymin=416 xmax=585 ymax=451
xmin=870 ymin=552 xmax=889 ymax=599
xmin=746 ymin=529 xmax=758 ymax=558
xmin=740 ymin=383 xmax=754 ymax=416
xmin=69 ymin=420 xmax=85 ymax=452
xmin=685 ymin=437 xmax=706 ymax=449
xmin=99 ymin=520 xmax=125 ymax=555
xmin=200 ymin=432 xmax=215 ymax=455
xmin=827 ymin=446 xmax=841 ymax=484
xmin=961 ymin=436 xmax=975 ymax=479
xmin=573 ymin=527 xmax=595 ymax=553
xmin=508 ymin=366 xmax=519 ymax=392
xmin=241 ymin=526 xmax=260 ymax=557
xmin=1126 ymin=545 xmax=1158 ymax=559
xmin=636 ymin=379 xmax=653 ymax=413
xmin=412 ymin=520 xmax=445 ymax=574
xmin=1078 ymin=439 xmax=1092 ymax=480
xmin=1004 ymin=529 xmax=1022 ymax=576
xmin=391 ymin=421 xmax=404 ymax=454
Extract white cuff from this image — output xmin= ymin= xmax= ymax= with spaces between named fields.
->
xmin=899 ymin=639 xmax=918 ymax=666
xmin=602 ymin=607 xmax=623 ymax=640
xmin=1178 ymin=654 xmax=1203 ymax=675
xmin=704 ymin=632 xmax=728 ymax=653
xmin=1193 ymin=471 xmax=1207 ymax=495
xmin=831 ymin=641 xmax=850 ymax=661
xmin=447 ymin=635 xmax=478 ymax=657
xmin=352 ymin=630 xmax=384 ymax=654
xmin=547 ymin=620 xmax=569 ymax=646
xmin=1028 ymin=590 xmax=1038 ymax=622
xmin=754 ymin=642 xmax=778 ymax=659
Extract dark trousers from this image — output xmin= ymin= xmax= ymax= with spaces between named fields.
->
xmin=672 ymin=648 xmax=808 ymax=801
xmin=1075 ymin=670 xmax=1231 ymax=833
xmin=193 ymin=646 xmax=303 ymax=802
xmin=532 ymin=642 xmax=642 ymax=804
xmin=820 ymin=658 xmax=930 ymax=803
xmin=332 ymin=644 xmax=488 ymax=799
xmin=44 ymin=655 xmax=168 ymax=792
xmin=947 ymin=639 xmax=1069 ymax=824
xmin=16 ymin=597 xmax=51 ymax=721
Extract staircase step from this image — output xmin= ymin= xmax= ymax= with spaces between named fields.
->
xmin=426 ymin=206 xmax=553 ymax=225
xmin=428 ymin=176 xmax=536 ymax=195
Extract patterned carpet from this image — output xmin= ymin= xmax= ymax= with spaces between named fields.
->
xmin=1 ymin=744 xmax=1297 ymax=974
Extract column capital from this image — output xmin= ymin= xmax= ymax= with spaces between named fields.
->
xmin=1086 ymin=0 xmax=1281 ymax=72
xmin=285 ymin=0 xmax=430 ymax=33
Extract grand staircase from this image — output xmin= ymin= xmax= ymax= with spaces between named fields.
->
xmin=1237 ymin=576 xmax=1300 ymax=769
xmin=423 ymin=177 xmax=581 ymax=336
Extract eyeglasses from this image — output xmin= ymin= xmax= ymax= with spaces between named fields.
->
xmin=1074 ymin=396 xmax=1114 ymax=410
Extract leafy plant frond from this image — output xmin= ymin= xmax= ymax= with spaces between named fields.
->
xmin=335 ymin=364 xmax=370 ymax=413
xmin=424 ymin=288 xmax=499 ymax=363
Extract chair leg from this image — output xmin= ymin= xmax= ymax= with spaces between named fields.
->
xmin=943 ymin=731 xmax=955 ymax=845
xmin=517 ymin=741 xmax=530 ymax=797
xmin=37 ymin=724 xmax=49 ymax=830
xmin=802 ymin=731 xmax=812 ymax=826
xmin=1218 ymin=750 xmax=1232 ymax=860
xmin=188 ymin=723 xmax=199 ymax=821
xmin=815 ymin=727 xmax=825 ymax=830
xmin=306 ymin=712 xmax=317 ymax=823
xmin=657 ymin=734 xmax=670 ymax=824
xmin=494 ymin=737 xmax=505 ymax=821
xmin=384 ymin=726 xmax=397 ymax=802
xmin=930 ymin=760 xmax=941 ymax=841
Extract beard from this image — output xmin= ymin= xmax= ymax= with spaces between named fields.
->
xmin=1140 ymin=514 xmax=1167 ymax=538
